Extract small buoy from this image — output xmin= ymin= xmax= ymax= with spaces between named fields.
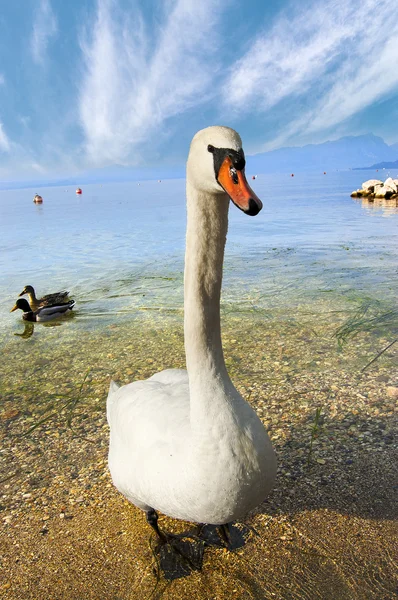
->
xmin=33 ymin=194 xmax=43 ymax=203
xmin=76 ymin=188 xmax=82 ymax=195
xmin=291 ymin=173 xmax=294 ymax=177
xmin=323 ymin=171 xmax=326 ymax=175
xmin=158 ymin=180 xmax=162 ymax=183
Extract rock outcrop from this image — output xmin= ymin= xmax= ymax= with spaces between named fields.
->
xmin=351 ymin=177 xmax=398 ymax=199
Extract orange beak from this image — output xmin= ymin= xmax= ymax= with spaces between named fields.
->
xmin=10 ymin=304 xmax=18 ymax=312
xmin=217 ymin=156 xmax=262 ymax=215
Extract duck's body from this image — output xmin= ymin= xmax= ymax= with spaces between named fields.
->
xmin=107 ymin=126 xmax=276 ymax=530
xmin=19 ymin=285 xmax=70 ymax=311
xmin=11 ymin=298 xmax=75 ymax=322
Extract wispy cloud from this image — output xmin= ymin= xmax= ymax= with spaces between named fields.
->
xmin=79 ymin=0 xmax=228 ymax=165
xmin=0 ymin=123 xmax=10 ymax=152
xmin=31 ymin=0 xmax=58 ymax=65
xmin=223 ymin=0 xmax=398 ymax=148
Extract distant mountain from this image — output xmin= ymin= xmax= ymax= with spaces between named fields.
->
xmin=2 ymin=133 xmax=398 ymax=191
xmin=69 ymin=163 xmax=185 ymax=185
xmin=353 ymin=159 xmax=398 ymax=170
xmin=0 ymin=164 xmax=185 ymax=191
xmin=246 ymin=134 xmax=398 ymax=174
xmin=389 ymin=142 xmax=398 ymax=154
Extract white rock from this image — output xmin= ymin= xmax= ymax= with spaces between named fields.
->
xmin=384 ymin=177 xmax=397 ymax=192
xmin=375 ymin=185 xmax=396 ymax=198
xmin=362 ymin=179 xmax=382 ymax=191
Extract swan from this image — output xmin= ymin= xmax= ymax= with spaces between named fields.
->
xmin=107 ymin=126 xmax=277 ymax=541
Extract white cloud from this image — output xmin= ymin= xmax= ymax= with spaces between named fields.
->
xmin=31 ymin=0 xmax=58 ymax=65
xmin=79 ymin=0 xmax=227 ymax=165
xmin=0 ymin=123 xmax=10 ymax=152
xmin=223 ymin=0 xmax=398 ymax=148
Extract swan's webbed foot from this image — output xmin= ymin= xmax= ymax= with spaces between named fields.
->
xmin=196 ymin=522 xmax=249 ymax=550
xmin=218 ymin=523 xmax=232 ymax=549
xmin=146 ymin=509 xmax=204 ymax=580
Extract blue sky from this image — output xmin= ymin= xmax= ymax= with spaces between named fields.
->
xmin=1 ymin=0 xmax=398 ymax=181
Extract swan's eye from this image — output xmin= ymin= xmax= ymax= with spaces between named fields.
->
xmin=207 ymin=144 xmax=215 ymax=153
xmin=229 ymin=166 xmax=238 ymax=184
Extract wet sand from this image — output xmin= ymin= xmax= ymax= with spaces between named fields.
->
xmin=1 ymin=309 xmax=397 ymax=599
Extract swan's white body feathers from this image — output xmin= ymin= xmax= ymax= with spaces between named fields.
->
xmin=107 ymin=367 xmax=275 ymax=523
xmin=107 ymin=126 xmax=277 ymax=526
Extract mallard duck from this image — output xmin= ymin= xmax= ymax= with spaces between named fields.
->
xmin=18 ymin=285 xmax=70 ymax=311
xmin=10 ymin=298 xmax=75 ymax=322
xmin=107 ymin=127 xmax=276 ymax=545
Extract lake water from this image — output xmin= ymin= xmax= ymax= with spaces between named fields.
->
xmin=0 ymin=171 xmax=397 ymax=413
xmin=2 ymin=172 xmax=397 ymax=600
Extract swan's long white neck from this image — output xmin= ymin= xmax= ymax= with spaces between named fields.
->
xmin=184 ymin=180 xmax=236 ymax=425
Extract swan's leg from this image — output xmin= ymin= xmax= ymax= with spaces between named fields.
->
xmin=146 ymin=509 xmax=167 ymax=542
xmin=146 ymin=509 xmax=204 ymax=578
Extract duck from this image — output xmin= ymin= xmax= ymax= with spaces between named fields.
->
xmin=107 ymin=126 xmax=277 ymax=544
xmin=18 ymin=285 xmax=70 ymax=311
xmin=10 ymin=298 xmax=76 ymax=322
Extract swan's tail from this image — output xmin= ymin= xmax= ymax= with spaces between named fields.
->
xmin=106 ymin=380 xmax=121 ymax=425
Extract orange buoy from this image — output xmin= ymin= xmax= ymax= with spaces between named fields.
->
xmin=33 ymin=194 xmax=43 ymax=203
xmin=76 ymin=188 xmax=82 ymax=195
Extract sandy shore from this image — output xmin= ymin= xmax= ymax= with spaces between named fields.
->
xmin=1 ymin=314 xmax=397 ymax=599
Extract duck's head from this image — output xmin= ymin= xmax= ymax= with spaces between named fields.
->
xmin=19 ymin=285 xmax=34 ymax=297
xmin=187 ymin=126 xmax=262 ymax=216
xmin=10 ymin=298 xmax=32 ymax=313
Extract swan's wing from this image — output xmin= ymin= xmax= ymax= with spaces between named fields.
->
xmin=107 ymin=376 xmax=190 ymax=511
xmin=106 ymin=374 xmax=190 ymax=448
xmin=106 ymin=369 xmax=188 ymax=424
xmin=148 ymin=368 xmax=188 ymax=385
xmin=106 ymin=380 xmax=121 ymax=424
xmin=109 ymin=379 xmax=121 ymax=395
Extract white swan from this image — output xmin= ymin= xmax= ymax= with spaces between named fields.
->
xmin=107 ymin=126 xmax=276 ymax=538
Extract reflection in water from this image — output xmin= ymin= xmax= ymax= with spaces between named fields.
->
xmin=14 ymin=319 xmax=65 ymax=339
xmin=355 ymin=196 xmax=398 ymax=216
xmin=14 ymin=322 xmax=35 ymax=339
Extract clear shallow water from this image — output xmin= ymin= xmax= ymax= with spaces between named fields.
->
xmin=1 ymin=172 xmax=397 ymax=333
xmin=0 ymin=171 xmax=397 ymax=394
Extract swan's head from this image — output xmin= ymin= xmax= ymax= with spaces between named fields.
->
xmin=187 ymin=126 xmax=262 ymax=216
